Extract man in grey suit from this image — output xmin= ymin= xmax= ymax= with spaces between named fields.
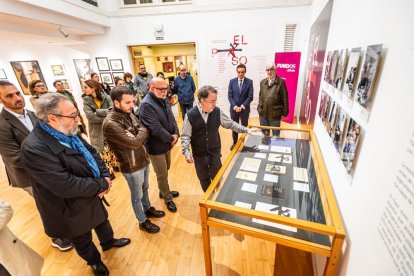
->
xmin=0 ymin=80 xmax=72 ymax=252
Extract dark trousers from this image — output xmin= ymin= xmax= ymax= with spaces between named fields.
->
xmin=230 ymin=109 xmax=249 ymax=145
xmin=68 ymin=219 xmax=114 ymax=266
xmin=180 ymin=102 xmax=193 ymax=120
xmin=259 ymin=116 xmax=281 ymax=136
xmin=194 ymin=154 xmax=222 ymax=192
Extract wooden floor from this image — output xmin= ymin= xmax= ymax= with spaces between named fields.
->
xmin=0 ymin=117 xmax=313 ymax=275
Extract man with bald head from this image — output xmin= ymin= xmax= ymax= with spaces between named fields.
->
xmin=139 ymin=77 xmax=180 ymax=213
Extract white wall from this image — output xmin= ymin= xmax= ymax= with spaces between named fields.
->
xmin=83 ymin=6 xmax=310 ymax=116
xmin=311 ymin=0 xmax=414 ymax=275
xmin=0 ymin=41 xmax=90 ymax=111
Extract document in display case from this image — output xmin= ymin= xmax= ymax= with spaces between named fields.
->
xmin=199 ymin=126 xmax=345 ymax=276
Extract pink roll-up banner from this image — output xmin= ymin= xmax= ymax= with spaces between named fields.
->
xmin=274 ymin=52 xmax=301 ymax=124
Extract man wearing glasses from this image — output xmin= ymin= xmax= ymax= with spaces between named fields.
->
xmin=181 ymin=85 xmax=260 ymax=192
xmin=139 ymin=78 xmax=180 ymax=213
xmin=0 ymin=81 xmax=74 ymax=252
xmin=228 ymin=64 xmax=254 ymax=150
xmin=20 ymin=93 xmax=130 ymax=275
xmin=257 ymin=63 xmax=289 ymax=137
xmin=134 ymin=64 xmax=153 ymax=99
xmin=174 ymin=64 xmax=196 ymax=120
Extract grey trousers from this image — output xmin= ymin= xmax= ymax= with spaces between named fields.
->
xmin=149 ymin=150 xmax=173 ymax=202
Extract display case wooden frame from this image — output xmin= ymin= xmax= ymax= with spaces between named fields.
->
xmin=199 ymin=125 xmax=345 ymax=276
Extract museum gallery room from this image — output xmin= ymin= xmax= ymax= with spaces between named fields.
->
xmin=0 ymin=0 xmax=413 ymax=275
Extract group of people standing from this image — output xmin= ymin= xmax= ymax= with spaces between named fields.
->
xmin=0 ymin=61 xmax=288 ymax=276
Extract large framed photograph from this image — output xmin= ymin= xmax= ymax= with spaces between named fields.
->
xmin=163 ymin=62 xmax=174 ymax=73
xmin=0 ymin=69 xmax=7 ymax=80
xmin=73 ymin=59 xmax=94 ymax=86
xmin=109 ymin=59 xmax=124 ymax=71
xmin=100 ymin=72 xmax=113 ymax=84
xmin=51 ymin=64 xmax=66 ymax=76
xmin=56 ymin=79 xmax=72 ymax=91
xmin=10 ymin=60 xmax=47 ymax=95
xmin=96 ymin=57 xmax=110 ymax=71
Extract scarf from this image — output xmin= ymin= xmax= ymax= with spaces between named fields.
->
xmin=39 ymin=121 xmax=100 ymax=178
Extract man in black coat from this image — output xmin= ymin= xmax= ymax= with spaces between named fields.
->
xmin=0 ymin=81 xmax=73 ymax=252
xmin=139 ymin=77 xmax=180 ymax=213
xmin=20 ymin=93 xmax=130 ymax=276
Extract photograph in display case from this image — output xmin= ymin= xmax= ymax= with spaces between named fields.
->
xmin=96 ymin=57 xmax=110 ymax=71
xmin=323 ymin=51 xmax=332 ymax=82
xmin=260 ymin=185 xmax=286 ymax=199
xmin=282 ymin=155 xmax=292 ymax=164
xmin=334 ymin=50 xmax=348 ymax=90
xmin=355 ymin=44 xmax=383 ymax=108
xmin=342 ymin=48 xmax=361 ymax=100
xmin=109 ymin=59 xmax=124 ymax=71
xmin=10 ymin=60 xmax=46 ymax=95
xmin=328 ymin=50 xmax=338 ymax=85
xmin=341 ymin=117 xmax=362 ymax=172
xmin=51 ymin=64 xmax=66 ymax=76
xmin=0 ymin=69 xmax=7 ymax=80
xmin=331 ymin=107 xmax=347 ymax=152
xmin=252 ymin=202 xmax=297 ymax=232
xmin=265 ymin=164 xmax=286 ymax=174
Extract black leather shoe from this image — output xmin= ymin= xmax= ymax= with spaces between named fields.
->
xmin=90 ymin=261 xmax=109 ymax=276
xmin=165 ymin=201 xmax=177 ymax=213
xmin=159 ymin=191 xmax=180 ymax=198
xmin=145 ymin=207 xmax=165 ymax=218
xmin=139 ymin=219 xmax=160 ymax=233
xmin=102 ymin=238 xmax=131 ymax=251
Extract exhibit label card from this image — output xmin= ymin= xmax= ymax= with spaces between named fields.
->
xmin=241 ymin=182 xmax=258 ymax=193
xmin=258 ymin=145 xmax=269 ymax=150
xmin=293 ymin=181 xmax=310 ymax=192
xmin=263 ymin=173 xmax=279 ymax=183
xmin=270 ymin=146 xmax=292 ymax=154
xmin=254 ymin=153 xmax=267 ymax=159
xmin=293 ymin=167 xmax=309 ymax=182
xmin=252 ymin=202 xmax=297 ymax=232
xmin=240 ymin=157 xmax=261 ymax=172
xmin=234 ymin=201 xmax=252 ymax=209
xmin=236 ymin=171 xmax=257 ymax=182
xmin=268 ymin=153 xmax=282 ymax=162
xmin=265 ymin=164 xmax=286 ymax=174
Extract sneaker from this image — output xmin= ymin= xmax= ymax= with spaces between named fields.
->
xmin=51 ymin=238 xmax=73 ymax=251
xmin=145 ymin=207 xmax=165 ymax=218
xmin=139 ymin=219 xmax=160 ymax=234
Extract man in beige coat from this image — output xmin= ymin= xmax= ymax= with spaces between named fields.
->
xmin=0 ymin=200 xmax=43 ymax=276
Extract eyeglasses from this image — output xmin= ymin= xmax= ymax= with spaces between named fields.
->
xmin=52 ymin=111 xmax=80 ymax=120
xmin=153 ymin=87 xmax=168 ymax=92
xmin=35 ymin=84 xmax=45 ymax=88
xmin=266 ymin=68 xmax=275 ymax=71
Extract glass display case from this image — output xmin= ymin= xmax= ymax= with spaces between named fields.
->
xmin=199 ymin=126 xmax=345 ymax=276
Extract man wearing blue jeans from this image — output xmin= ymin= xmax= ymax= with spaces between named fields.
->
xmin=103 ymin=86 xmax=165 ymax=234
xmin=174 ymin=64 xmax=196 ymax=120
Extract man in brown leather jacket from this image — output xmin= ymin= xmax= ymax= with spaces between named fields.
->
xmin=103 ymin=86 xmax=165 ymax=234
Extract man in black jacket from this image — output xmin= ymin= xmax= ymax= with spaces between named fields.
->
xmin=20 ymin=93 xmax=130 ymax=276
xmin=139 ymin=77 xmax=180 ymax=213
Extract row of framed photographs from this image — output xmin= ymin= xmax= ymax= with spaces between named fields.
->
xmin=318 ymin=91 xmax=363 ymax=173
xmin=95 ymin=57 xmax=124 ymax=72
xmin=322 ymin=44 xmax=383 ymax=121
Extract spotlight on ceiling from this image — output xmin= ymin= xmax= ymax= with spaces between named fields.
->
xmin=58 ymin=26 xmax=69 ymax=38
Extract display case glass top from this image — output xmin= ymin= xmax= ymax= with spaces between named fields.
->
xmin=207 ymin=128 xmax=333 ymax=246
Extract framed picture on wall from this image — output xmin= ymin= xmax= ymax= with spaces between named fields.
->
xmin=100 ymin=72 xmax=113 ymax=84
xmin=109 ymin=59 xmax=123 ymax=71
xmin=56 ymin=79 xmax=72 ymax=90
xmin=51 ymin=64 xmax=66 ymax=76
xmin=96 ymin=57 xmax=110 ymax=71
xmin=10 ymin=60 xmax=47 ymax=95
xmin=0 ymin=69 xmax=7 ymax=79
xmin=73 ymin=59 xmax=94 ymax=86
xmin=112 ymin=72 xmax=124 ymax=79
xmin=163 ymin=62 xmax=174 ymax=73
